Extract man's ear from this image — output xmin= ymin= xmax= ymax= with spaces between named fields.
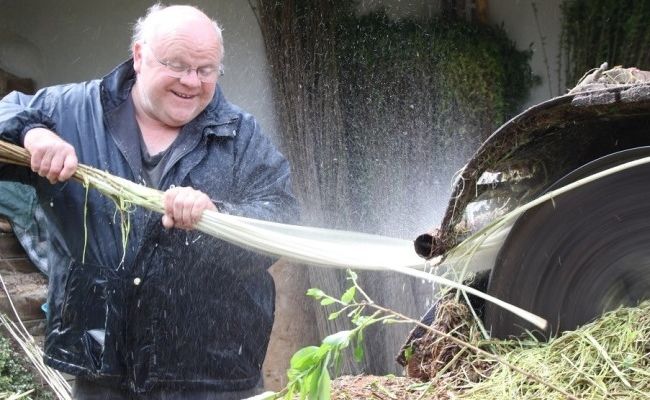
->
xmin=133 ymin=42 xmax=144 ymax=73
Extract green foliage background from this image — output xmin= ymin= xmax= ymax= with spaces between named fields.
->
xmin=0 ymin=334 xmax=51 ymax=400
xmin=335 ymin=12 xmax=539 ymax=233
xmin=255 ymin=0 xmax=539 ymax=375
xmin=561 ymin=0 xmax=650 ymax=86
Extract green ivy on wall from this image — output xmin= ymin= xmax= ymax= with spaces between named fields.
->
xmin=335 ymin=11 xmax=539 ymax=232
xmin=338 ymin=12 xmax=539 ymax=133
xmin=255 ymin=1 xmax=540 ymax=231
xmin=561 ymin=0 xmax=650 ymax=87
xmin=0 ymin=334 xmax=52 ymax=399
xmin=254 ymin=1 xmax=540 ymax=375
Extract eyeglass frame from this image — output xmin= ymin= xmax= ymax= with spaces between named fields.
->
xmin=143 ymin=42 xmax=224 ymax=83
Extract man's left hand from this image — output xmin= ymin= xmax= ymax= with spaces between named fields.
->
xmin=162 ymin=186 xmax=217 ymax=230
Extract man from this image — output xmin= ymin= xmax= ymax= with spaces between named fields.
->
xmin=0 ymin=4 xmax=297 ymax=399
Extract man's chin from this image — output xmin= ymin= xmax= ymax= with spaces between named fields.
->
xmin=163 ymin=111 xmax=198 ymax=127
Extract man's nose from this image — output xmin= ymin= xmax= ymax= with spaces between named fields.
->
xmin=179 ymin=69 xmax=202 ymax=87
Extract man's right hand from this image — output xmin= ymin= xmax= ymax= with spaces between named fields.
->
xmin=23 ymin=128 xmax=78 ymax=183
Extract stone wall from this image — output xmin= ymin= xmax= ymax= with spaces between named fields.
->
xmin=0 ymin=219 xmax=47 ymax=336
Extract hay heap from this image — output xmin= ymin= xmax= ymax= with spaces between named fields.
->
xmin=331 ymin=301 xmax=650 ymax=399
xmin=464 ymin=301 xmax=650 ymax=399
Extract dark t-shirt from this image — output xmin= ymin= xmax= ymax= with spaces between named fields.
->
xmin=139 ymin=132 xmax=175 ymax=188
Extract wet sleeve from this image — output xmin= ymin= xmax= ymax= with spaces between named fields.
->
xmin=0 ymin=90 xmax=56 ymax=183
xmin=0 ymin=89 xmax=56 ymax=145
xmin=220 ymin=115 xmax=300 ymax=224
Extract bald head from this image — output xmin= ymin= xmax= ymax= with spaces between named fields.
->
xmin=132 ymin=4 xmax=224 ymax=64
xmin=130 ymin=4 xmax=224 ymax=128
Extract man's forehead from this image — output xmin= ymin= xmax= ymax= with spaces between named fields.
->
xmin=151 ymin=22 xmax=218 ymax=42
xmin=138 ymin=6 xmax=223 ymax=62
xmin=145 ymin=7 xmax=219 ymax=44
xmin=149 ymin=34 xmax=220 ymax=60
xmin=152 ymin=5 xmax=212 ymax=27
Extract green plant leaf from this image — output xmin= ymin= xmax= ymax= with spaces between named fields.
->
xmin=289 ymin=346 xmax=321 ymax=371
xmin=353 ymin=343 xmax=364 ymax=362
xmin=404 ymin=345 xmax=414 ymax=362
xmin=307 ymin=365 xmax=323 ymax=400
xmin=341 ymin=286 xmax=356 ymax=304
xmin=332 ymin=349 xmax=343 ymax=376
xmin=354 ymin=330 xmax=365 ymax=362
xmin=300 ymin=375 xmax=310 ymax=400
xmin=317 ymin=368 xmax=331 ymax=400
xmin=353 ymin=315 xmax=372 ymax=327
xmin=328 ymin=309 xmax=343 ymax=320
xmin=323 ymin=330 xmax=352 ymax=348
xmin=320 ymin=297 xmax=336 ymax=306
xmin=284 ymin=385 xmax=294 ymax=400
xmin=306 ymin=288 xmax=326 ymax=299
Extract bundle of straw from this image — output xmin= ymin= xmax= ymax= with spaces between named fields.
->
xmin=0 ymin=390 xmax=35 ymax=400
xmin=0 ymin=139 xmax=547 ymax=330
xmin=0 ymin=140 xmax=423 ymax=270
xmin=0 ymin=273 xmax=71 ymax=399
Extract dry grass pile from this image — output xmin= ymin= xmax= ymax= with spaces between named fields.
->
xmin=331 ymin=301 xmax=650 ymax=400
xmin=463 ymin=301 xmax=650 ymax=399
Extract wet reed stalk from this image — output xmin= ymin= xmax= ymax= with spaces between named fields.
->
xmin=0 ymin=272 xmax=71 ymax=399
xmin=0 ymin=139 xmax=549 ymax=331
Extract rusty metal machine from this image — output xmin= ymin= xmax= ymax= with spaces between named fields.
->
xmin=415 ymin=66 xmax=650 ymax=339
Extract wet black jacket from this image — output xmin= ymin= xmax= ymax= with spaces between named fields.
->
xmin=0 ymin=60 xmax=298 ymax=393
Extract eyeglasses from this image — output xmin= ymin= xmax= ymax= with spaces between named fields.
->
xmin=145 ymin=44 xmax=224 ymax=83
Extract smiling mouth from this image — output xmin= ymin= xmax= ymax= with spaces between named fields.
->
xmin=172 ymin=90 xmax=196 ymax=99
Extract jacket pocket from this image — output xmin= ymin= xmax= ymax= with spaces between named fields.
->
xmin=61 ymin=260 xmax=110 ymax=328
xmin=59 ymin=260 xmax=117 ymax=372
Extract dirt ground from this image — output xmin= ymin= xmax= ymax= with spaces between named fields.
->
xmin=331 ymin=375 xmax=452 ymax=400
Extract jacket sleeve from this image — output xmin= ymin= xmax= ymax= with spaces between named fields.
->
xmin=0 ymin=90 xmax=58 ymax=183
xmin=0 ymin=89 xmax=56 ymax=145
xmin=220 ymin=115 xmax=299 ymax=224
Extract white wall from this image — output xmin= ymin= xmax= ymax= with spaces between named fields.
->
xmin=0 ymin=0 xmax=281 ymax=139
xmin=488 ymin=0 xmax=565 ymax=107
xmin=0 ymin=0 xmax=569 ymax=142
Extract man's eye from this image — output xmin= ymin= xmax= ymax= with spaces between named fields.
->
xmin=166 ymin=62 xmax=188 ymax=72
xmin=198 ymin=66 xmax=217 ymax=76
